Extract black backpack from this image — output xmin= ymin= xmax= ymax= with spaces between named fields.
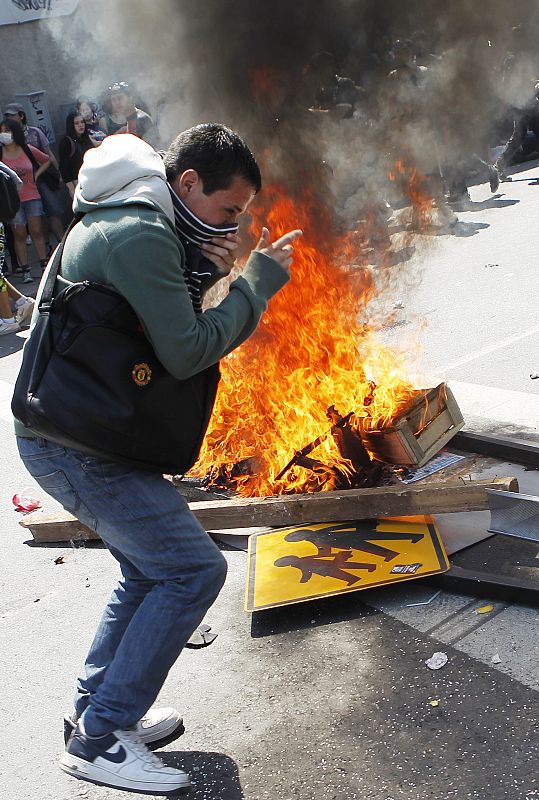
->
xmin=0 ymin=167 xmax=21 ymax=223
xmin=11 ymin=216 xmax=221 ymax=474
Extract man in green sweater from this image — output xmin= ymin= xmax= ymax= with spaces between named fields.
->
xmin=15 ymin=124 xmax=301 ymax=796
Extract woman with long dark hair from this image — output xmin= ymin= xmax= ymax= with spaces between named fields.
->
xmin=59 ymin=111 xmax=99 ymax=198
xmin=0 ymin=117 xmax=50 ymax=283
xmin=76 ymin=96 xmax=106 ymax=140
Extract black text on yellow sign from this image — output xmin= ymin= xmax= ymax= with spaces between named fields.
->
xmin=245 ymin=516 xmax=449 ymax=611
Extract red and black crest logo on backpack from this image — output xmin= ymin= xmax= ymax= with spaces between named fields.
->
xmin=132 ymin=362 xmax=152 ymax=387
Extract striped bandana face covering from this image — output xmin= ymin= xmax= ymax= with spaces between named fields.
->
xmin=168 ymin=184 xmax=239 ymax=245
xmin=168 ymin=184 xmax=239 ymax=314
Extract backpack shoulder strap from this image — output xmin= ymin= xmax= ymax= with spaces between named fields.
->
xmin=21 ymin=142 xmax=40 ymax=175
xmin=39 ymin=213 xmax=85 ymax=310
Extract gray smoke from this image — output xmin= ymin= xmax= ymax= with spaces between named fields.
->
xmin=44 ymin=1 xmax=539 ymax=190
xmin=41 ymin=0 xmax=539 ymax=288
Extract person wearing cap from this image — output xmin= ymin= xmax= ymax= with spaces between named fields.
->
xmin=4 ymin=102 xmax=65 ymax=247
xmin=101 ymin=82 xmax=156 ymax=145
xmin=4 ymin=102 xmax=51 ymax=153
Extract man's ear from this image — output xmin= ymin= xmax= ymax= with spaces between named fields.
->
xmin=176 ymin=169 xmax=201 ymax=200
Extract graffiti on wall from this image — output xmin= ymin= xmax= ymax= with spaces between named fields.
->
xmin=1 ymin=0 xmax=78 ymax=24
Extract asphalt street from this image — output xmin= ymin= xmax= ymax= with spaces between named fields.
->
xmin=0 ymin=164 xmax=538 ymax=800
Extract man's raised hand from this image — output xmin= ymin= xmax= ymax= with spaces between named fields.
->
xmin=255 ymin=227 xmax=303 ymax=272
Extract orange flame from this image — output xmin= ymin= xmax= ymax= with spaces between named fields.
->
xmin=193 ymin=166 xmax=432 ymax=497
xmin=389 ymin=159 xmax=435 ymax=228
xmin=248 ymin=67 xmax=283 ymax=107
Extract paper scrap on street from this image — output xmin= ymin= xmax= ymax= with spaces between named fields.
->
xmin=399 ymin=452 xmax=466 ymax=483
xmin=425 ymin=651 xmax=448 ymax=670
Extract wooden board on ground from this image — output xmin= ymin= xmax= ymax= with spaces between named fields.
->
xmin=245 ymin=515 xmax=449 ymax=611
xmin=19 ymin=477 xmax=518 ymax=543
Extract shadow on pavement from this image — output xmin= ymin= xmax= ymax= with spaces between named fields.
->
xmin=162 ymin=751 xmax=244 ymax=799
xmin=0 ymin=332 xmax=26 ymax=358
xmin=503 ymin=156 xmax=539 ymax=177
xmin=450 ymin=220 xmax=490 ymax=237
xmin=464 ymin=195 xmax=520 ymax=211
xmin=413 ymin=220 xmax=490 ymax=238
xmin=244 ymin=593 xmax=538 ymax=799
xmin=251 ymin=590 xmax=378 ymax=638
xmin=387 ymin=245 xmax=415 ymax=266
xmin=23 ymin=537 xmax=106 ymax=548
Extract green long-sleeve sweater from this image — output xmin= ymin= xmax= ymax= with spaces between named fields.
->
xmin=14 ymin=203 xmax=289 ymax=438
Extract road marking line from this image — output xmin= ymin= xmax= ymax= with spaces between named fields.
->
xmin=435 ymin=323 xmax=539 ymax=375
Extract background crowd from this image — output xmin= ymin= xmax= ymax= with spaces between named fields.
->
xmin=1 ymin=27 xmax=539 ymax=336
xmin=0 ymin=81 xmax=156 ymax=335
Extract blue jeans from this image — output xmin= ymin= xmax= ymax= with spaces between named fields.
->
xmin=12 ymin=198 xmax=44 ymax=226
xmin=17 ymin=436 xmax=227 ymax=737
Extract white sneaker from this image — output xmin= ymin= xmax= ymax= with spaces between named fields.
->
xmin=0 ymin=319 xmax=20 ymax=336
xmin=15 ymin=297 xmax=35 ymax=326
xmin=60 ymin=718 xmax=191 ymax=795
xmin=64 ymin=706 xmax=185 ymax=750
xmin=22 ymin=269 xmax=34 ymax=284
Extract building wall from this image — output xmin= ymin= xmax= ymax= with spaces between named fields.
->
xmin=0 ymin=1 xmax=205 ymax=150
xmin=0 ymin=19 xmax=75 ymax=140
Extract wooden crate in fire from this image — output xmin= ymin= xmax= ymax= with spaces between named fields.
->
xmin=360 ymin=383 xmax=464 ymax=468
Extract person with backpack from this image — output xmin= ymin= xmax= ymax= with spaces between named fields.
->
xmin=59 ymin=111 xmax=100 ymax=198
xmin=4 ymin=102 xmax=66 ymax=248
xmin=0 ymin=161 xmax=34 ymax=334
xmin=14 ymin=125 xmax=301 ymax=795
xmin=0 ymin=117 xmax=50 ymax=284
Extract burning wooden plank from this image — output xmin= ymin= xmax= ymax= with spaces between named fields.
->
xmin=19 ymin=477 xmax=517 ymax=543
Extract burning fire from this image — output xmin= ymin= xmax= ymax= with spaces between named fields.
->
xmin=193 ymin=171 xmax=433 ymax=497
xmin=248 ymin=67 xmax=285 ymax=108
xmin=388 ymin=159 xmax=435 ymax=229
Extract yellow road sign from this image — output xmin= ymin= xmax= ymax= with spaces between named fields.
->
xmin=245 ymin=516 xmax=449 ymax=611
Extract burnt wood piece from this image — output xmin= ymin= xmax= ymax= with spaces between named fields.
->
xmin=171 ymin=478 xmax=230 ymax=502
xmin=291 ymin=454 xmax=348 ymax=491
xmin=20 ymin=477 xmax=518 ymax=543
xmin=275 ymin=412 xmax=353 ymax=481
xmin=327 ymin=405 xmax=372 ymax=468
xmin=452 ymin=431 xmax=539 ymax=467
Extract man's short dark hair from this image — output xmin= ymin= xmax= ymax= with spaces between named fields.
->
xmin=164 ymin=123 xmax=262 ymax=195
